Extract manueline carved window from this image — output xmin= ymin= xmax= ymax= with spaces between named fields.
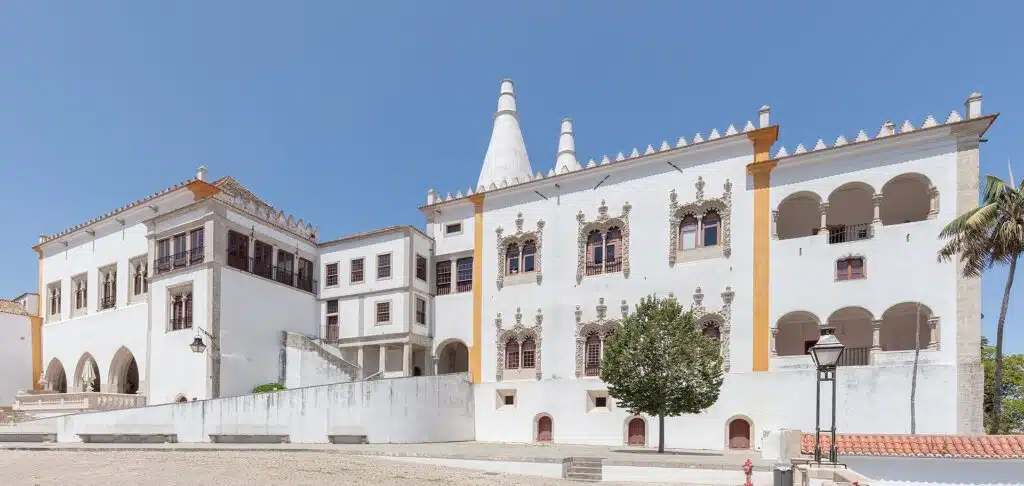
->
xmin=574 ymin=297 xmax=628 ymax=378
xmin=687 ymin=286 xmax=735 ymax=372
xmin=669 ymin=177 xmax=732 ymax=266
xmin=577 ymin=200 xmax=632 ymax=283
xmin=495 ymin=307 xmax=544 ymax=381
xmin=496 ymin=213 xmax=545 ymax=289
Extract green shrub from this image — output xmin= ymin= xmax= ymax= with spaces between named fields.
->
xmin=252 ymin=383 xmax=286 ymax=393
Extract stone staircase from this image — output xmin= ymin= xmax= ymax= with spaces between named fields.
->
xmin=282 ymin=331 xmax=362 ymax=379
xmin=564 ymin=457 xmax=603 ymax=482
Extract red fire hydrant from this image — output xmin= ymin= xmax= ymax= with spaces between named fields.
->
xmin=743 ymin=459 xmax=753 ymax=486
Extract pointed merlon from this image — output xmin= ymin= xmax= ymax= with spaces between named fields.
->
xmin=535 ymin=171 xmax=543 ymax=180
xmin=547 ymin=168 xmax=555 ymax=177
xmin=877 ymin=121 xmax=895 ymax=138
xmin=629 ymin=148 xmax=640 ymax=158
xmin=660 ymin=140 xmax=671 ymax=151
xmin=899 ymin=120 xmax=915 ymax=133
xmin=775 ymin=146 xmax=789 ymax=158
xmin=725 ymin=124 xmax=738 ymax=136
xmin=512 ymin=177 xmax=520 ymax=184
xmin=813 ymin=139 xmax=826 ymax=151
xmin=601 ymin=155 xmax=611 ymax=165
xmin=922 ymin=115 xmax=938 ymax=128
xmin=467 ymin=187 xmax=475 ymax=196
xmin=586 ymin=159 xmax=596 ymax=168
xmin=709 ymin=128 xmax=721 ymax=140
xmin=478 ymin=185 xmax=486 ymax=193
xmin=794 ymin=143 xmax=807 ymax=155
xmin=559 ymin=166 xmax=569 ymax=174
xmin=855 ymin=130 xmax=869 ymax=142
xmin=587 ymin=158 xmax=595 ymax=168
xmin=834 ymin=135 xmax=848 ymax=147
xmin=945 ymin=110 xmax=962 ymax=123
xmin=501 ymin=178 xmax=509 ymax=188
xmin=743 ymin=121 xmax=755 ymax=132
xmin=455 ymin=190 xmax=464 ymax=198
xmin=693 ymin=133 xmax=704 ymax=143
xmin=489 ymin=182 xmax=498 ymax=190
xmin=676 ymin=136 xmax=688 ymax=147
xmin=616 ymin=152 xmax=625 ymax=161
xmin=445 ymin=192 xmax=453 ymax=201
xmin=644 ymin=144 xmax=655 ymax=155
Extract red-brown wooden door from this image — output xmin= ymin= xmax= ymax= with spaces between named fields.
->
xmin=728 ymin=419 xmax=751 ymax=449
xmin=627 ymin=418 xmax=645 ymax=446
xmin=536 ymin=416 xmax=553 ymax=442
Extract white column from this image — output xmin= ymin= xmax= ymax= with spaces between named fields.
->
xmin=402 ymin=343 xmax=412 ymax=377
xmin=356 ymin=346 xmax=365 ymax=379
xmin=819 ymin=202 xmax=830 ymax=241
xmin=771 ymin=210 xmax=779 ymax=240
xmin=871 ymin=319 xmax=882 ymax=354
xmin=927 ymin=317 xmax=940 ymax=350
xmin=770 ymin=328 xmax=778 ymax=357
xmin=379 ymin=344 xmax=387 ymax=375
xmin=872 ymin=193 xmax=883 ymax=228
xmin=927 ymin=186 xmax=940 ymax=219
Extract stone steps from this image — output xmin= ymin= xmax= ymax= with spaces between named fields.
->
xmin=564 ymin=457 xmax=603 ymax=482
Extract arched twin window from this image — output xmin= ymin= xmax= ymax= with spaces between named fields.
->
xmin=703 ymin=323 xmax=721 ymax=341
xmin=132 ymin=263 xmax=148 ymax=296
xmin=506 ymin=240 xmax=537 ymax=275
xmin=680 ymin=210 xmax=721 ymax=250
xmin=584 ymin=332 xmax=602 ymax=376
xmin=505 ymin=336 xmax=537 ymax=370
xmin=586 ymin=228 xmax=623 ymax=275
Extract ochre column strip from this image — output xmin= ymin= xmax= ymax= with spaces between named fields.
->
xmin=32 ymin=249 xmax=44 ymax=389
xmin=469 ymin=194 xmax=485 ymax=384
xmin=747 ymin=127 xmax=778 ymax=372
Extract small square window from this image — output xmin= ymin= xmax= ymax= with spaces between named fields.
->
xmin=504 ymin=394 xmax=515 ymax=406
xmin=595 ymin=396 xmax=607 ymax=408
xmin=415 ymin=298 xmax=426 ymax=325
xmin=326 ymin=299 xmax=338 ymax=314
xmin=416 ymin=255 xmax=427 ymax=281
xmin=445 ymin=223 xmax=462 ymax=235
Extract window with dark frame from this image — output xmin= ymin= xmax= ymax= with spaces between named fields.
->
xmin=325 ymin=299 xmax=339 ymax=341
xmin=415 ymin=297 xmax=426 ymax=324
xmin=170 ymin=290 xmax=193 ymax=330
xmin=377 ymin=253 xmax=392 ymax=279
xmin=189 ymin=228 xmax=205 ymax=263
xmin=503 ymin=394 xmax=515 ymax=406
xmin=521 ymin=338 xmax=536 ymax=368
xmin=325 ymin=263 xmax=339 ymax=286
xmin=227 ymin=231 xmax=249 ymax=271
xmin=297 ymin=257 xmax=314 ymax=291
xmin=522 ymin=241 xmax=536 ymax=273
xmin=505 ymin=338 xmax=520 ymax=369
xmin=455 ymin=257 xmax=473 ymax=292
xmin=253 ymin=240 xmax=273 ymax=278
xmin=584 ymin=332 xmax=602 ymax=376
xmin=836 ymin=257 xmax=865 ymax=281
xmin=435 ymin=261 xmax=452 ymax=295
xmin=416 ymin=255 xmax=427 ymax=281
xmin=375 ymin=301 xmax=391 ymax=324
xmin=445 ymin=223 xmax=462 ymax=235
xmin=157 ymin=238 xmax=172 ymax=273
xmin=172 ymin=233 xmax=187 ymax=268
xmin=595 ymin=396 xmax=608 ymax=408
xmin=276 ymin=250 xmax=295 ymax=285
xmin=351 ymin=258 xmax=365 ymax=283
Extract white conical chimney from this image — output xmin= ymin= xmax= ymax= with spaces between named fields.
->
xmin=477 ymin=79 xmax=533 ymax=189
xmin=554 ymin=119 xmax=581 ymax=173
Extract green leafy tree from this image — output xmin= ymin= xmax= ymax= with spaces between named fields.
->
xmin=982 ymin=337 xmax=1024 ymax=433
xmin=600 ymin=295 xmax=724 ymax=453
xmin=938 ymin=173 xmax=1023 ymax=433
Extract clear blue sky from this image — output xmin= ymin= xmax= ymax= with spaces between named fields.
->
xmin=1 ymin=2 xmax=1021 ymax=351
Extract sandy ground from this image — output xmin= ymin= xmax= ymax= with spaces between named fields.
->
xmin=0 ymin=450 xmax=592 ymax=486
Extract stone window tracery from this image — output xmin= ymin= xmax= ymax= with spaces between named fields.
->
xmin=496 ymin=213 xmax=545 ymax=289
xmin=686 ymin=286 xmax=735 ymax=371
xmin=495 ymin=307 xmax=543 ymax=381
xmin=574 ymin=297 xmax=628 ymax=378
xmin=669 ymin=178 xmax=732 ymax=266
xmin=577 ymin=200 xmax=632 ymax=283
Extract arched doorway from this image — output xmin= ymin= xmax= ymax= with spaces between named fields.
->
xmin=43 ymin=358 xmax=68 ymax=393
xmin=626 ymin=418 xmax=646 ymax=446
xmin=73 ymin=352 xmax=101 ymax=392
xmin=436 ymin=340 xmax=469 ymax=374
xmin=536 ymin=415 xmax=553 ymax=443
xmin=108 ymin=346 xmax=140 ymax=394
xmin=175 ymin=395 xmax=189 ymax=403
xmin=727 ymin=417 xmax=752 ymax=449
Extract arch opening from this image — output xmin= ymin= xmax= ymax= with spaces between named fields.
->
xmin=826 ymin=182 xmax=874 ymax=244
xmin=776 ymin=192 xmax=822 ymax=240
xmin=881 ymin=173 xmax=932 ymax=225
xmin=881 ymin=302 xmax=933 ymax=351
xmin=108 ymin=346 xmax=140 ymax=394
xmin=727 ymin=417 xmax=752 ymax=449
xmin=436 ymin=340 xmax=469 ymax=375
xmin=43 ymin=358 xmax=68 ymax=393
xmin=536 ymin=415 xmax=553 ymax=443
xmin=626 ymin=417 xmax=646 ymax=447
xmin=775 ymin=311 xmax=821 ymax=357
xmin=73 ymin=352 xmax=101 ymax=393
xmin=826 ymin=306 xmax=873 ymax=366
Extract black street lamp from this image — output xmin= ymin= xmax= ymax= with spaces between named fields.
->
xmin=810 ymin=328 xmax=845 ymax=464
xmin=189 ymin=328 xmax=218 ymax=354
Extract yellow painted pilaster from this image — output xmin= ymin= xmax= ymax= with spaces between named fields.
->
xmin=32 ymin=249 xmax=43 ymax=389
xmin=746 ymin=127 xmax=779 ymax=372
xmin=469 ymin=194 xmax=485 ymax=384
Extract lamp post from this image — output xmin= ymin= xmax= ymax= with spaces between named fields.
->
xmin=810 ymin=328 xmax=845 ymax=464
xmin=189 ymin=328 xmax=219 ymax=354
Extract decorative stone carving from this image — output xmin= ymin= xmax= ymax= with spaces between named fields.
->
xmin=495 ymin=307 xmax=543 ymax=381
xmin=689 ymin=285 xmax=735 ymax=372
xmin=574 ymin=298 xmax=623 ymax=378
xmin=576 ymin=200 xmax=632 ymax=283
xmin=496 ymin=213 xmax=545 ymax=290
xmin=215 ymin=181 xmax=319 ymax=241
xmin=668 ymin=179 xmax=732 ymax=266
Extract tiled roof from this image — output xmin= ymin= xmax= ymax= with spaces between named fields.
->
xmin=801 ymin=433 xmax=1024 ymax=459
xmin=0 ymin=300 xmax=28 ymax=316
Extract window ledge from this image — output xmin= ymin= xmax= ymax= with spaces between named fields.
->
xmin=502 ymin=272 xmax=539 ymax=287
xmin=676 ymin=245 xmax=724 ymax=263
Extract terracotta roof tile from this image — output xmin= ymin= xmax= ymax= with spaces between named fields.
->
xmin=800 ymin=433 xmax=1024 ymax=459
xmin=0 ymin=300 xmax=29 ymax=316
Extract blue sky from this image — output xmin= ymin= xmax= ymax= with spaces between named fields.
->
xmin=1 ymin=2 xmax=1021 ymax=351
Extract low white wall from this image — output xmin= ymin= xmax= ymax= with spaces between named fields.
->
xmin=26 ymin=374 xmax=474 ymax=444
xmin=0 ymin=313 xmax=33 ymax=405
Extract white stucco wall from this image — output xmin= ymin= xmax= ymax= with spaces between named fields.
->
xmin=282 ymin=344 xmax=355 ymax=389
xmin=26 ymin=374 xmax=475 ymax=444
xmin=0 ymin=313 xmax=33 ymax=404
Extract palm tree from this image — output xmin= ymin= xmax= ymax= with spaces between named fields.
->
xmin=938 ymin=172 xmax=1024 ymax=434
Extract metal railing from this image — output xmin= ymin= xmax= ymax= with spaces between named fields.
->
xmin=99 ymin=295 xmax=116 ymax=310
xmin=837 ymin=346 xmax=871 ymax=367
xmin=224 ymin=254 xmax=317 ymax=295
xmin=156 ymin=248 xmax=205 ymax=275
xmin=605 ymin=260 xmax=622 ymax=273
xmin=323 ymin=323 xmax=340 ymax=342
xmin=828 ymin=223 xmax=873 ymax=244
xmin=584 ymin=364 xmax=601 ymax=377
xmin=455 ymin=280 xmax=473 ymax=293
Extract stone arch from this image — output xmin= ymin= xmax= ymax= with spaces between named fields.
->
xmin=826 ymin=182 xmax=875 ymax=242
xmin=776 ymin=191 xmax=822 ymax=240
xmin=880 ymin=302 xmax=934 ymax=351
xmin=881 ymin=173 xmax=934 ymax=225
xmin=725 ymin=415 xmax=753 ymax=450
xmin=174 ymin=394 xmax=188 ymax=403
xmin=625 ymin=416 xmax=647 ymax=447
xmin=435 ymin=339 xmax=469 ymax=375
xmin=73 ymin=352 xmax=101 ymax=392
xmin=826 ymin=306 xmax=873 ymax=348
xmin=774 ymin=311 xmax=821 ymax=357
xmin=107 ymin=346 xmax=140 ymax=394
xmin=43 ymin=358 xmax=68 ymax=393
xmin=534 ymin=413 xmax=553 ymax=443
xmin=697 ymin=314 xmax=723 ymax=341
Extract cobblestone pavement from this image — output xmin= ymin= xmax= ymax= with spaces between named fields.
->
xmin=0 ymin=450 xmax=628 ymax=485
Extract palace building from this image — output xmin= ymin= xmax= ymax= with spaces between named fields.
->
xmin=12 ymin=80 xmax=994 ymax=450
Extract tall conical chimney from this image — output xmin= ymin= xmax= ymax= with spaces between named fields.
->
xmin=554 ymin=119 xmax=581 ymax=174
xmin=476 ymin=79 xmax=533 ymax=189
